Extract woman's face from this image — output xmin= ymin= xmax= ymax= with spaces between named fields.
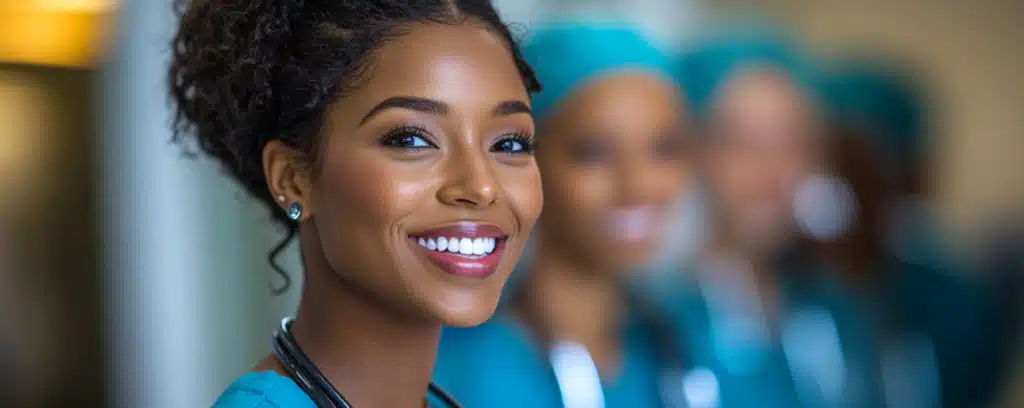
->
xmin=700 ymin=68 xmax=819 ymax=254
xmin=537 ymin=71 xmax=689 ymax=271
xmin=297 ymin=23 xmax=542 ymax=327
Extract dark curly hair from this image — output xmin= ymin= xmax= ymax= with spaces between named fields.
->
xmin=168 ymin=0 xmax=541 ymax=293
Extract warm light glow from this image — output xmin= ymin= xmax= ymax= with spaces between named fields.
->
xmin=29 ymin=0 xmax=120 ymax=13
xmin=0 ymin=2 xmax=116 ymax=68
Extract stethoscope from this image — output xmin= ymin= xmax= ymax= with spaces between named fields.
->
xmin=544 ymin=289 xmax=715 ymax=408
xmin=271 ymin=317 xmax=463 ymax=408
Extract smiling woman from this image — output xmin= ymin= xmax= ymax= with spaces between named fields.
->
xmin=167 ymin=1 xmax=542 ymax=407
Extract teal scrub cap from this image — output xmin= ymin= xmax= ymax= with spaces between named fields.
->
xmin=676 ymin=25 xmax=820 ymax=118
xmin=521 ymin=22 xmax=676 ymax=121
xmin=822 ymin=59 xmax=928 ymax=165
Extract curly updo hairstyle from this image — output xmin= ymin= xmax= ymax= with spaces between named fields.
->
xmin=169 ymin=0 xmax=541 ymax=293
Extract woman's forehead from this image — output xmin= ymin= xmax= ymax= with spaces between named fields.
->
xmin=341 ymin=23 xmax=527 ymax=116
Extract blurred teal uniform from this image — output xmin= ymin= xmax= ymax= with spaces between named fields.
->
xmin=648 ymin=257 xmax=885 ymax=408
xmin=432 ymin=22 xmax=677 ymax=408
xmin=825 ymin=63 xmax=1008 ymax=407
xmin=879 ymin=259 xmax=1004 ymax=408
xmin=662 ymin=28 xmax=887 ymax=408
xmin=434 ymin=312 xmax=664 ymax=408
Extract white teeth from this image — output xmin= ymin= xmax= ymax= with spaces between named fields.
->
xmin=415 ymin=236 xmax=498 ymax=256
xmin=609 ymin=206 xmax=660 ymax=242
xmin=472 ymin=238 xmax=485 ymax=255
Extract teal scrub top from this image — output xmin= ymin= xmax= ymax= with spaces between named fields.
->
xmin=212 ymin=371 xmax=456 ymax=408
xmin=649 ymin=263 xmax=886 ymax=408
xmin=433 ymin=312 xmax=665 ymax=408
xmin=212 ymin=371 xmax=314 ymax=408
xmin=879 ymin=258 xmax=1005 ymax=408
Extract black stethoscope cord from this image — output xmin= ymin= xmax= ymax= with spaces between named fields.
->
xmin=271 ymin=317 xmax=463 ymax=408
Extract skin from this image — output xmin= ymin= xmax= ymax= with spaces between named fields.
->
xmin=259 ymin=22 xmax=543 ymax=408
xmin=700 ymin=68 xmax=820 ymax=258
xmin=696 ymin=67 xmax=821 ymax=323
xmin=517 ymin=71 xmax=689 ymax=377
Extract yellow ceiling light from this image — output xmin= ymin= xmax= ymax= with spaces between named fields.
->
xmin=27 ymin=0 xmax=120 ymax=12
xmin=0 ymin=1 xmax=119 ymax=68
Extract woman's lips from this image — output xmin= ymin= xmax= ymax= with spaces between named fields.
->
xmin=409 ymin=222 xmax=507 ymax=279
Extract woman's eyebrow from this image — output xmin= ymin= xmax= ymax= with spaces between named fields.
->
xmin=492 ymin=100 xmax=532 ymax=118
xmin=359 ymin=96 xmax=448 ymax=126
xmin=359 ymin=97 xmax=532 ymax=126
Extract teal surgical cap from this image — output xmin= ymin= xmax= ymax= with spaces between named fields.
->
xmin=521 ymin=22 xmax=676 ymax=121
xmin=823 ymin=59 xmax=928 ymax=166
xmin=677 ymin=26 xmax=820 ymax=117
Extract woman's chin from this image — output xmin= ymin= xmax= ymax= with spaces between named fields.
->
xmin=432 ymin=298 xmax=501 ymax=328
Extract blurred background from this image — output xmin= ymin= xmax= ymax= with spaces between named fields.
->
xmin=0 ymin=0 xmax=1019 ymax=407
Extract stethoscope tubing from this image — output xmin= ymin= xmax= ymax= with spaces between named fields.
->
xmin=271 ymin=317 xmax=463 ymax=408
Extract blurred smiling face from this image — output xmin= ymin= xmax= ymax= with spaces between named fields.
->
xmin=700 ymin=68 xmax=820 ymax=254
xmin=536 ymin=71 xmax=690 ymax=271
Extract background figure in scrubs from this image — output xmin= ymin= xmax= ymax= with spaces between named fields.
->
xmin=433 ymin=22 xmax=690 ymax=408
xmin=661 ymin=28 xmax=885 ymax=408
xmin=821 ymin=59 xmax=1012 ymax=408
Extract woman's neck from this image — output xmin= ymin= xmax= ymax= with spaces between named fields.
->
xmin=516 ymin=246 xmax=623 ymax=377
xmin=702 ymin=237 xmax=785 ymax=326
xmin=282 ymin=231 xmax=441 ymax=408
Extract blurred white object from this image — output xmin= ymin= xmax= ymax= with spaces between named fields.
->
xmin=793 ymin=174 xmax=857 ymax=241
xmin=681 ymin=367 xmax=721 ymax=408
xmin=550 ymin=341 xmax=605 ymax=408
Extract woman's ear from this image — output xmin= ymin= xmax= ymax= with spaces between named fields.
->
xmin=263 ymin=140 xmax=314 ymax=221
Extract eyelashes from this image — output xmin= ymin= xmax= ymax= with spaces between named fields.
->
xmin=377 ymin=125 xmax=535 ymax=155
xmin=491 ymin=132 xmax=535 ymax=155
xmin=378 ymin=125 xmax=437 ymax=151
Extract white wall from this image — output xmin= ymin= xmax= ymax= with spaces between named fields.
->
xmin=494 ymin=0 xmax=705 ymax=52
xmin=101 ymin=0 xmax=299 ymax=406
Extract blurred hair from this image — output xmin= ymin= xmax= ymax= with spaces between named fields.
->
xmin=676 ymin=24 xmax=821 ymax=122
xmin=821 ymin=57 xmax=932 ymax=193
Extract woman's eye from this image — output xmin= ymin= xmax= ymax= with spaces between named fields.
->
xmin=491 ymin=134 xmax=535 ymax=154
xmin=495 ymin=139 xmax=524 ymax=152
xmin=393 ymin=134 xmax=432 ymax=148
xmin=380 ymin=128 xmax=436 ymax=150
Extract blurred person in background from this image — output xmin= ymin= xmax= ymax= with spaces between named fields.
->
xmin=433 ymin=22 xmax=691 ymax=408
xmin=167 ymin=0 xmax=545 ymax=407
xmin=822 ymin=60 xmax=1011 ymax=408
xmin=659 ymin=27 xmax=886 ymax=408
